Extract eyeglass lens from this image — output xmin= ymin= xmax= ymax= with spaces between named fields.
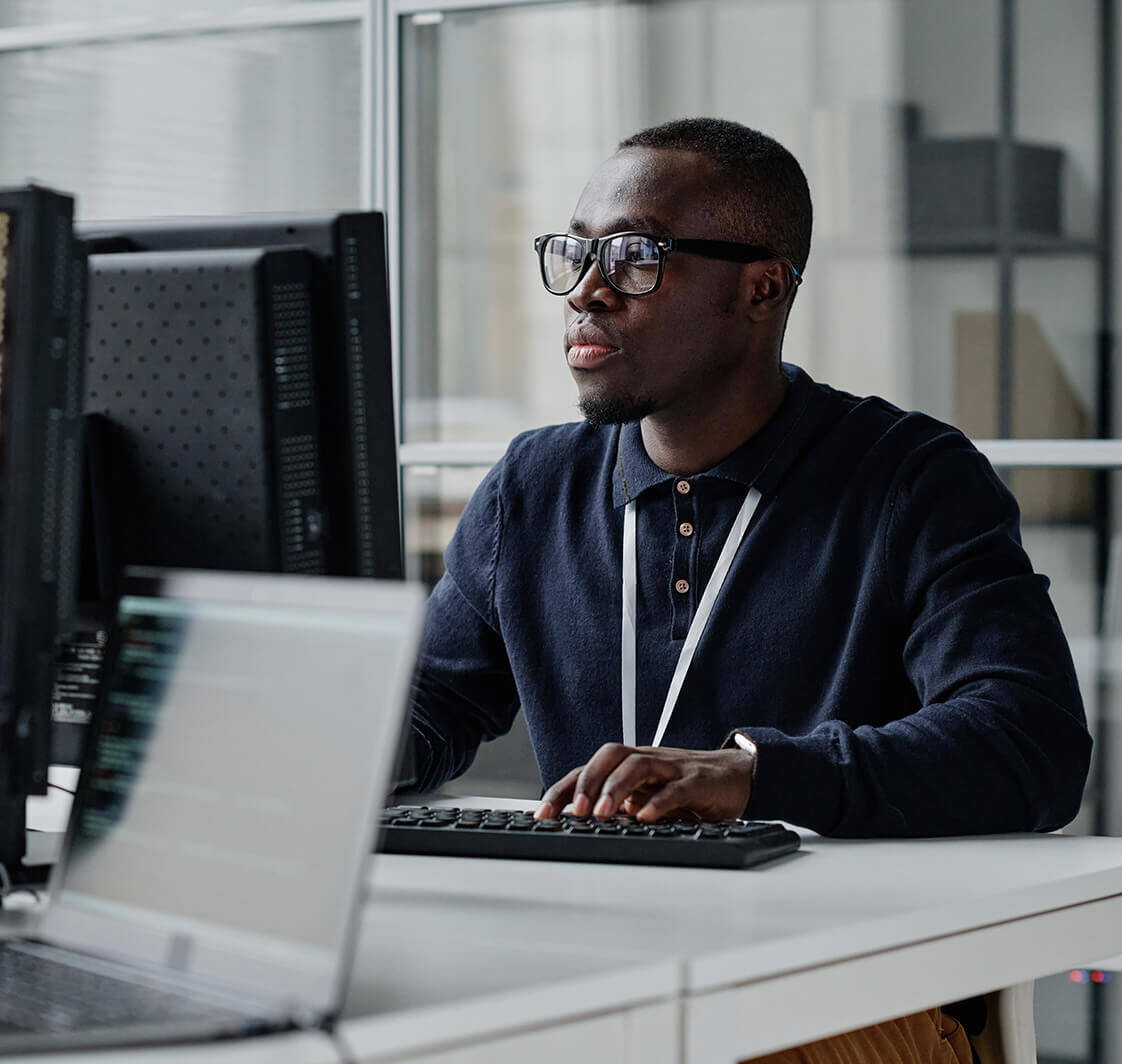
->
xmin=540 ymin=233 xmax=662 ymax=295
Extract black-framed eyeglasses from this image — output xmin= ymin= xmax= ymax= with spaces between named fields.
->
xmin=533 ymin=230 xmax=802 ymax=298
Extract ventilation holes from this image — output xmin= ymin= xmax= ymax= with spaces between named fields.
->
xmin=84 ymin=255 xmax=279 ymax=570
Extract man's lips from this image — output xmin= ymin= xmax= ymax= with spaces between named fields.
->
xmin=566 ymin=326 xmax=620 ymax=368
xmin=567 ymin=342 xmax=619 ymax=368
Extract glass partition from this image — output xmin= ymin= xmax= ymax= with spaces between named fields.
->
xmin=0 ymin=23 xmax=361 ymax=219
xmin=398 ymin=0 xmax=1058 ymax=443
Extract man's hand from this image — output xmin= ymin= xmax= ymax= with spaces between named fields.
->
xmin=534 ymin=743 xmax=755 ymax=823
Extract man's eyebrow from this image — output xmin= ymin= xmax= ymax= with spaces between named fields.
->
xmin=568 ymin=215 xmax=669 ymax=237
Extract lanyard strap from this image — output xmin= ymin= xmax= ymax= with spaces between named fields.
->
xmin=621 ymin=485 xmax=763 ymax=748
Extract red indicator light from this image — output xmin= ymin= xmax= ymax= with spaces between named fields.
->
xmin=1092 ymin=971 xmax=1110 ymax=984
xmin=1071 ymin=970 xmax=1087 ymax=983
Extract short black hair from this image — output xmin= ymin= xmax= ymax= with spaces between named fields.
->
xmin=618 ymin=117 xmax=812 ymax=275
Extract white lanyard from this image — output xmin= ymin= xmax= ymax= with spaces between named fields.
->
xmin=621 ymin=485 xmax=762 ymax=748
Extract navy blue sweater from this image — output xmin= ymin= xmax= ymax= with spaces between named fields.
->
xmin=410 ymin=365 xmax=1091 ymax=837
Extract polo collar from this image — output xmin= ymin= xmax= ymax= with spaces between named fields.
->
xmin=611 ymin=363 xmax=822 ymax=508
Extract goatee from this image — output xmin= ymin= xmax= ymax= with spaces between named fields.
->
xmin=578 ymin=394 xmax=657 ymax=427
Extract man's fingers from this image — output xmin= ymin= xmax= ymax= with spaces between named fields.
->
xmin=592 ymin=753 xmax=677 ymax=818
xmin=572 ymin=743 xmax=634 ymax=816
xmin=543 ymin=747 xmax=749 ymax=823
xmin=535 ymin=765 xmax=583 ymax=819
xmin=636 ymin=779 xmax=693 ymax=822
xmin=621 ymin=787 xmax=656 ymax=815
xmin=539 ymin=744 xmax=636 ymax=819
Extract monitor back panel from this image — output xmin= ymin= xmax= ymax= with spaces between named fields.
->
xmin=79 ymin=213 xmax=402 ymax=579
xmin=84 ymin=247 xmax=326 ymax=575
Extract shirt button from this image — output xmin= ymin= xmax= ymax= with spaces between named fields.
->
xmin=675 ymin=479 xmax=691 ymax=495
xmin=675 ymin=579 xmax=690 ymax=594
xmin=679 ymin=522 xmax=694 ymax=537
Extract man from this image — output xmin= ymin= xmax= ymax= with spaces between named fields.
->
xmin=410 ymin=116 xmax=1089 ymax=836
xmin=408 ymin=116 xmax=1090 ymax=1062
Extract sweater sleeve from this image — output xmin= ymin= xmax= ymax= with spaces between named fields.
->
xmin=743 ymin=437 xmax=1092 ymax=837
xmin=409 ymin=461 xmax=522 ymax=793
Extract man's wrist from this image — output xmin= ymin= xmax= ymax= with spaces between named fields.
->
xmin=721 ymin=728 xmax=758 ymax=817
xmin=724 ymin=728 xmax=759 ymax=777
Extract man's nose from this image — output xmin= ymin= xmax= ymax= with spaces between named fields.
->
xmin=567 ymin=258 xmax=622 ymax=313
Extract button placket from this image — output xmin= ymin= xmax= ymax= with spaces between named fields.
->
xmin=670 ymin=479 xmax=699 ymax=639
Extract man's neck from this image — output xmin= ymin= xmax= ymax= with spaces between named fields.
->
xmin=639 ymin=366 xmax=789 ymax=476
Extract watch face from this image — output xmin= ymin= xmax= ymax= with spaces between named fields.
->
xmin=732 ymin=731 xmax=756 ymax=754
xmin=730 ymin=731 xmax=759 ymax=790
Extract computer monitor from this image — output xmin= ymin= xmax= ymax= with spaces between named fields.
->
xmin=52 ymin=212 xmax=414 ymax=792
xmin=0 ymin=186 xmax=86 ymax=870
xmin=78 ymin=212 xmax=402 ymax=582
xmin=45 ymin=244 xmax=334 ymax=784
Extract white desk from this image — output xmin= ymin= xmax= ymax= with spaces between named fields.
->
xmin=339 ymin=894 xmax=679 ymax=1063
xmin=11 ymin=806 xmax=1122 ymax=1063
xmin=5 ymin=1032 xmax=341 ymax=1064
xmin=345 ymin=799 xmax=1122 ymax=1062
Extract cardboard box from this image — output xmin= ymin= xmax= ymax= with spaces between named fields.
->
xmin=954 ymin=310 xmax=1091 ymax=522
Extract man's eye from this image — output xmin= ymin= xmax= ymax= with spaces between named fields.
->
xmin=615 ymin=238 xmax=657 ymax=266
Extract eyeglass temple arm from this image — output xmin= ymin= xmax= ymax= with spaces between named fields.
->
xmin=668 ymin=237 xmax=802 ymax=283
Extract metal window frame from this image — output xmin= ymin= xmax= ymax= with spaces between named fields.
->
xmin=381 ymin=0 xmax=559 ymax=463
xmin=397 ymin=439 xmax=1122 ymax=470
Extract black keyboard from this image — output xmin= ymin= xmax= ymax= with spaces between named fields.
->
xmin=378 ymin=806 xmax=800 ymax=869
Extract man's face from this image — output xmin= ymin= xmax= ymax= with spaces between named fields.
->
xmin=562 ymin=147 xmax=753 ymax=425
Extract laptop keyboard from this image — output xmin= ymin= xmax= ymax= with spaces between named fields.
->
xmin=0 ymin=943 xmax=248 ymax=1034
xmin=378 ymin=806 xmax=800 ymax=869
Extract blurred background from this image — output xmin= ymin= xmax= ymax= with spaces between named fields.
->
xmin=1 ymin=0 xmax=1119 ymax=1058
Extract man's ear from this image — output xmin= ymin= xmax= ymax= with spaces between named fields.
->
xmin=743 ymin=261 xmax=798 ymax=323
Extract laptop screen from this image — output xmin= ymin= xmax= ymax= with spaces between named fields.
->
xmin=53 ymin=578 xmax=418 ymax=969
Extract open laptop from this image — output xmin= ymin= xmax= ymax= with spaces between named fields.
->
xmin=0 ymin=568 xmax=423 ymax=1053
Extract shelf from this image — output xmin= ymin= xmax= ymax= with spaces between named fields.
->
xmin=974 ymin=440 xmax=1122 ymax=467
xmin=907 ymin=232 xmax=1103 ymax=256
